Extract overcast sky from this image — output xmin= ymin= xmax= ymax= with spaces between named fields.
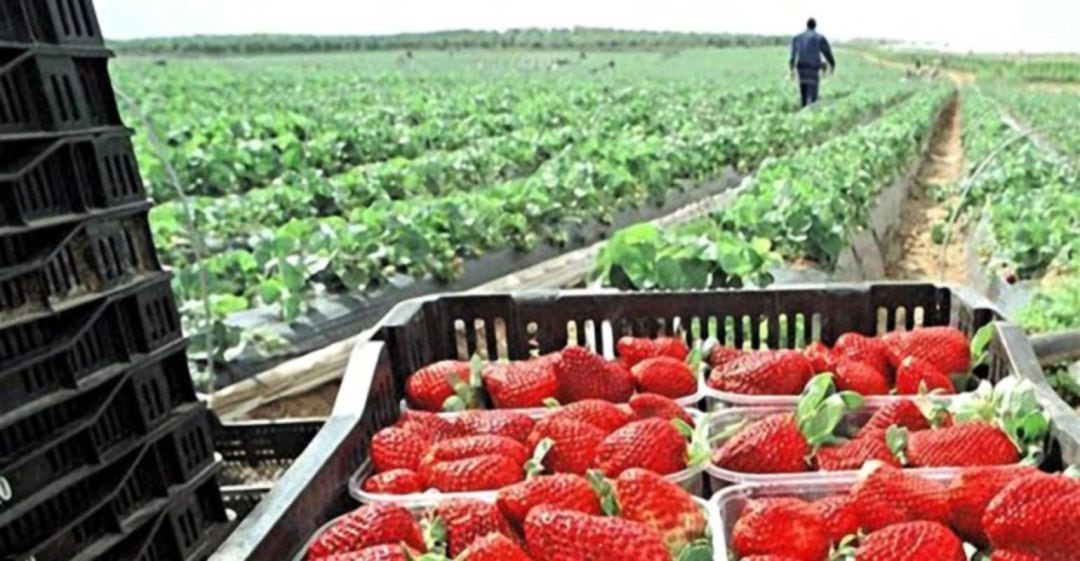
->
xmin=96 ymin=0 xmax=1078 ymax=53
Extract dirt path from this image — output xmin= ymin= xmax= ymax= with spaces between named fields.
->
xmin=885 ymin=95 xmax=971 ymax=283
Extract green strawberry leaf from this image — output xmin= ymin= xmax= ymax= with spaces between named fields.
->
xmin=686 ymin=347 xmax=703 ymax=374
xmin=526 ymin=437 xmax=555 ymax=477
xmin=886 ymin=425 xmax=909 ymax=465
xmin=441 ymin=395 xmax=466 ymax=412
xmin=674 ymin=541 xmax=713 ymax=561
xmin=798 ymin=373 xmax=836 ymax=423
xmin=586 ymin=470 xmax=620 ymax=517
xmin=837 ymin=391 xmax=864 ymax=410
xmin=800 ymin=395 xmax=846 ymax=450
xmin=421 ymin=517 xmax=448 ymax=554
xmin=970 ymin=323 xmax=995 ymax=367
xmin=469 ymin=354 xmax=484 ymax=388
xmin=684 ymin=417 xmax=712 ymax=467
xmin=542 ymin=398 xmax=561 ymax=409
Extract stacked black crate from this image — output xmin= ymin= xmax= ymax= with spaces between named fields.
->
xmin=0 ymin=2 xmax=231 ymax=560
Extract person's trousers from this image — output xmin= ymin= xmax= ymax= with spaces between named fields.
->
xmin=799 ymin=80 xmax=819 ymax=107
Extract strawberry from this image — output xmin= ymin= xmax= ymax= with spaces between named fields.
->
xmin=420 ymin=435 xmax=530 ymax=471
xmin=862 ymin=400 xmax=930 ymax=433
xmin=947 ymin=465 xmax=1040 ymax=546
xmin=881 ymin=326 xmax=970 ymax=374
xmin=815 ymin=494 xmax=859 ymax=544
xmin=833 ymin=332 xmax=891 ymax=376
xmin=815 ymin=430 xmax=901 ymax=471
xmin=631 ymin=356 xmax=697 ymax=398
xmin=592 ymin=418 xmax=687 ymax=477
xmin=395 ymin=410 xmax=462 ymax=440
xmin=362 ymin=469 xmax=423 ymax=495
xmin=371 ymin=426 xmax=432 ymax=473
xmin=523 ymin=506 xmax=670 ymax=561
xmin=496 ymin=474 xmax=602 ymax=527
xmin=902 ymin=422 xmax=1019 ymax=467
xmin=713 ymin=414 xmax=809 ymax=474
xmin=990 ymin=552 xmax=1047 ymax=561
xmin=421 ymin=454 xmax=524 ymax=492
xmin=554 ymin=346 xmax=635 ymax=403
xmin=432 ymin=499 xmax=516 ymax=557
xmin=547 ymin=399 xmax=634 ymax=434
xmin=610 ymin=468 xmax=707 ymax=554
xmin=627 ymin=393 xmax=695 ymax=427
xmin=306 ymin=503 xmax=425 ymax=559
xmin=617 ymin=336 xmax=689 ymax=368
xmin=740 ymin=557 xmax=805 ymax=561
xmin=709 ymin=344 xmax=743 ymax=368
xmin=452 ymin=410 xmax=535 ymax=444
xmin=853 ymin=521 xmax=965 ymax=561
xmin=895 ymin=356 xmax=956 ymax=394
xmin=526 ymin=417 xmax=605 ymax=475
xmin=983 ymin=472 xmax=1080 ymax=561
xmin=850 ymin=464 xmax=950 ymax=531
xmin=707 ymin=350 xmax=813 ymax=395
xmin=802 ymin=341 xmax=836 ymax=373
xmin=455 ymin=532 xmax=532 ymax=561
xmin=483 ymin=360 xmax=559 ymax=409
xmin=731 ymin=498 xmax=829 ymax=561
xmin=320 ymin=544 xmax=417 ymax=561
xmin=832 ymin=358 xmax=890 ymax=395
xmin=405 ymin=360 xmax=475 ymax=411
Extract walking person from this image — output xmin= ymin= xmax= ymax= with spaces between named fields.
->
xmin=790 ymin=18 xmax=836 ymax=108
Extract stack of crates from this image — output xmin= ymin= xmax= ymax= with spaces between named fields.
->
xmin=0 ymin=1 xmax=232 ymax=560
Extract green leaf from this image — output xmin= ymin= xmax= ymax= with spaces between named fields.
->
xmin=886 ymin=426 xmax=909 ymax=465
xmin=970 ymin=323 xmax=995 ymax=367
xmin=797 ymin=373 xmax=835 ymax=423
xmin=674 ymin=541 xmax=713 ymax=561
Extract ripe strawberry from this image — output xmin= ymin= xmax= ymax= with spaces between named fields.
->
xmin=947 ymin=465 xmax=1040 ymax=546
xmin=405 ymin=360 xmax=473 ymax=411
xmin=483 ymin=360 xmax=559 ymax=409
xmin=631 ymin=356 xmax=697 ymax=398
xmin=815 ymin=430 xmax=901 ymax=471
xmin=862 ymin=400 xmax=931 ymax=433
xmin=709 ymin=344 xmax=743 ymax=368
xmin=547 ymin=399 xmax=634 ymax=434
xmin=592 ymin=418 xmax=687 ymax=477
xmin=395 ymin=410 xmax=462 ymax=440
xmin=526 ymin=417 xmax=605 ymax=474
xmin=362 ymin=469 xmax=423 ymax=495
xmin=832 ymin=358 xmax=890 ymax=395
xmin=554 ymin=346 xmax=634 ymax=403
xmin=712 ymin=414 xmax=809 ymax=474
xmin=433 ymin=499 xmax=516 ymax=557
xmin=455 ymin=532 xmax=532 ymax=561
xmin=496 ymin=474 xmax=602 ymax=527
xmin=882 ymin=326 xmax=971 ymax=374
xmin=850 ymin=464 xmax=950 ymax=531
xmin=802 ymin=341 xmax=836 ymax=373
xmin=371 ymin=426 xmax=432 ymax=473
xmin=990 ymin=552 xmax=1047 ymax=561
xmin=983 ymin=472 xmax=1080 ymax=561
xmin=854 ymin=521 xmax=965 ymax=561
xmin=320 ymin=544 xmax=417 ymax=561
xmin=904 ymin=422 xmax=1019 ymax=467
xmin=895 ymin=356 xmax=956 ymax=394
xmin=421 ymin=435 xmax=530 ymax=471
xmin=524 ymin=506 xmax=670 ymax=561
xmin=833 ymin=332 xmax=891 ymax=376
xmin=611 ymin=468 xmax=707 ymax=554
xmin=707 ymin=350 xmax=813 ymax=395
xmin=627 ymin=393 xmax=695 ymax=427
xmin=306 ymin=503 xmax=424 ymax=559
xmin=815 ymin=494 xmax=859 ymax=544
xmin=452 ymin=410 xmax=535 ymax=444
xmin=421 ymin=454 xmax=524 ymax=492
xmin=617 ymin=336 xmax=689 ymax=368
xmin=740 ymin=557 xmax=805 ymax=561
xmin=731 ymin=498 xmax=829 ymax=561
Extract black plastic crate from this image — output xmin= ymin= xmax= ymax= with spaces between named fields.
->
xmin=0 ymin=47 xmax=119 ymax=137
xmin=0 ymin=348 xmax=198 ymax=511
xmin=0 ymin=274 xmax=181 ymax=412
xmin=0 ymin=0 xmax=102 ymax=48
xmin=0 ymin=129 xmax=145 ymax=230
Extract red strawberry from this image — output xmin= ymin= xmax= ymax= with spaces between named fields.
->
xmin=631 ymin=356 xmax=697 ymax=398
xmin=452 ymin=410 xmax=535 ymax=444
xmin=850 ymin=464 xmax=950 ymax=531
xmin=421 ymin=454 xmax=524 ymax=492
xmin=362 ymin=469 xmax=423 ymax=495
xmin=592 ymin=418 xmax=687 ymax=477
xmin=496 ymin=474 xmax=602 ymax=527
xmin=483 ymin=360 xmax=559 ymax=409
xmin=617 ymin=336 xmax=689 ymax=368
xmin=833 ymin=358 xmax=890 ymax=395
xmin=947 ymin=465 xmax=1040 ymax=546
xmin=456 ymin=532 xmax=533 ymax=561
xmin=707 ymin=350 xmax=813 ymax=395
xmin=526 ymin=417 xmax=605 ymax=475
xmin=713 ymin=414 xmax=809 ymax=474
xmin=554 ymin=346 xmax=634 ymax=403
xmin=405 ymin=360 xmax=473 ymax=411
xmin=882 ymin=326 xmax=971 ymax=374
xmin=547 ymin=399 xmax=634 ymax=434
xmin=854 ymin=521 xmax=965 ymax=560
xmin=731 ymin=498 xmax=830 ymax=561
xmin=306 ymin=503 xmax=424 ymax=559
xmin=421 ymin=435 xmax=530 ymax=471
xmin=433 ymin=499 xmax=516 ymax=557
xmin=983 ymin=473 xmax=1080 ymax=561
xmin=833 ymin=333 xmax=891 ymax=376
xmin=740 ymin=557 xmax=805 ymax=561
xmin=611 ymin=468 xmax=707 ymax=554
xmin=320 ymin=544 xmax=417 ymax=561
xmin=803 ymin=341 xmax=836 ymax=373
xmin=524 ymin=506 xmax=670 ymax=561
xmin=815 ymin=494 xmax=859 ymax=544
xmin=990 ymin=552 xmax=1046 ymax=561
xmin=709 ymin=345 xmax=743 ymax=368
xmin=862 ymin=400 xmax=931 ymax=433
xmin=371 ymin=426 xmax=432 ymax=473
xmin=905 ymin=422 xmax=1019 ymax=467
xmin=627 ymin=393 xmax=695 ymax=427
xmin=895 ymin=356 xmax=956 ymax=394
xmin=395 ymin=410 xmax=462 ymax=439
xmin=815 ymin=430 xmax=901 ymax=471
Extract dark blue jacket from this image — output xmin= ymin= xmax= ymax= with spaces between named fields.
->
xmin=790 ymin=30 xmax=836 ymax=71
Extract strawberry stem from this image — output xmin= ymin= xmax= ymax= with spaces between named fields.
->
xmin=586 ymin=470 xmax=621 ymax=517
